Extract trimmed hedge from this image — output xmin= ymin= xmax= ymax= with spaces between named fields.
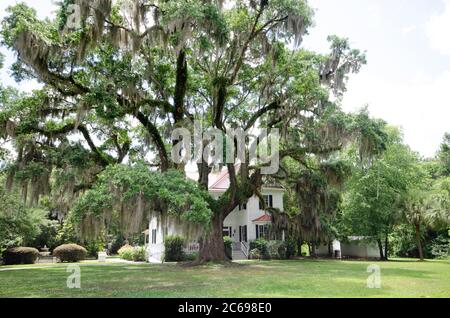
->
xmin=118 ymin=244 xmax=134 ymax=261
xmin=184 ymin=252 xmax=199 ymax=261
xmin=249 ymin=240 xmax=293 ymax=260
xmin=118 ymin=245 xmax=147 ymax=262
xmin=132 ymin=246 xmax=147 ymax=262
xmin=53 ymin=244 xmax=87 ymax=263
xmin=250 ymin=238 xmax=269 ymax=259
xmin=164 ymin=236 xmax=185 ymax=262
xmin=249 ymin=248 xmax=261 ymax=260
xmin=2 ymin=247 xmax=40 ymax=265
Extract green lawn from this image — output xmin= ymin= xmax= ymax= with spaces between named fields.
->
xmin=0 ymin=258 xmax=449 ymax=298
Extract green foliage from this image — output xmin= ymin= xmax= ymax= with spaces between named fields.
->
xmin=250 ymin=238 xmax=269 ymax=259
xmin=352 ymin=108 xmax=388 ymax=163
xmin=71 ymin=164 xmax=213 ymax=239
xmin=118 ymin=244 xmax=134 ymax=261
xmin=0 ymin=183 xmax=47 ymax=252
xmin=0 ymin=0 xmax=374 ymax=262
xmin=29 ymin=220 xmax=61 ymax=251
xmin=53 ymin=244 xmax=87 ymax=262
xmin=164 ymin=236 xmax=185 ymax=262
xmin=285 ymin=239 xmax=297 ymax=259
xmin=85 ymin=240 xmax=105 ymax=258
xmin=109 ymin=234 xmax=125 ymax=255
xmin=438 ymin=133 xmax=450 ymax=176
xmin=132 ymin=246 xmax=147 ymax=262
xmin=341 ymin=137 xmax=421 ymax=243
xmin=266 ymin=241 xmax=284 ymax=259
xmin=430 ymin=234 xmax=449 ymax=259
xmin=55 ymin=221 xmax=80 ymax=246
xmin=184 ymin=252 xmax=199 ymax=261
xmin=2 ymin=247 xmax=39 ymax=265
xmin=389 ymin=224 xmax=422 ymax=258
xmin=249 ymin=248 xmax=261 ymax=260
xmin=223 ymin=236 xmax=233 ymax=250
xmin=223 ymin=236 xmax=232 ymax=259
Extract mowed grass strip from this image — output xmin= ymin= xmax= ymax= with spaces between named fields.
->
xmin=0 ymin=258 xmax=449 ymax=298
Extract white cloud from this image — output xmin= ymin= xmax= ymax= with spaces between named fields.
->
xmin=426 ymin=0 xmax=450 ymax=55
xmin=342 ymin=70 xmax=450 ymax=158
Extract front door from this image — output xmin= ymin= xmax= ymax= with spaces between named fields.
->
xmin=239 ymin=225 xmax=247 ymax=242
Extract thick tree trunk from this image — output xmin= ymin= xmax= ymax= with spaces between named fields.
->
xmin=173 ymin=50 xmax=187 ymax=124
xmin=377 ymin=239 xmax=385 ymax=260
xmin=328 ymin=241 xmax=333 ymax=258
xmin=198 ymin=213 xmax=227 ymax=262
xmin=415 ymin=223 xmax=424 ymax=261
xmin=384 ymin=235 xmax=389 ymax=261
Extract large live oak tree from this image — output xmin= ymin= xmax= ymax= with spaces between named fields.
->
xmin=0 ymin=0 xmax=368 ymax=262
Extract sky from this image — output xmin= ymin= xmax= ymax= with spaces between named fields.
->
xmin=0 ymin=0 xmax=449 ymax=158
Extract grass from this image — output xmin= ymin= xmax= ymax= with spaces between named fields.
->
xmin=0 ymin=258 xmax=449 ymax=298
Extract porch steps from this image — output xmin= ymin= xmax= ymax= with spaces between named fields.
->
xmin=232 ymin=249 xmax=248 ymax=261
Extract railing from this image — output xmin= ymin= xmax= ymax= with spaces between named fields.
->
xmin=241 ymin=241 xmax=249 ymax=259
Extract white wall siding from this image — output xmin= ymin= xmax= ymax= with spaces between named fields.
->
xmin=147 ymin=216 xmax=164 ymax=263
xmin=223 ymin=189 xmax=284 ymax=243
xmin=341 ymin=242 xmax=380 ymax=259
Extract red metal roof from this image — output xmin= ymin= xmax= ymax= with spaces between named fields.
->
xmin=252 ymin=214 xmax=272 ymax=223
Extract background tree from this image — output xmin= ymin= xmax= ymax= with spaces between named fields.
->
xmin=437 ymin=133 xmax=450 ymax=177
xmin=0 ymin=176 xmax=47 ymax=252
xmin=340 ymin=127 xmax=420 ymax=260
xmin=402 ymin=185 xmax=449 ymax=261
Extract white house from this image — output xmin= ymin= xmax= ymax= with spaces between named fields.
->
xmin=145 ymin=168 xmax=381 ymax=262
xmin=146 ymin=167 xmax=285 ymax=263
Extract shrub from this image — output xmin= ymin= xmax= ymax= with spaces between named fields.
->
xmin=250 ymin=238 xmax=269 ymax=259
xmin=389 ymin=224 xmax=419 ymax=257
xmin=118 ymin=244 xmax=134 ymax=261
xmin=53 ymin=244 xmax=87 ymax=263
xmin=223 ymin=236 xmax=233 ymax=260
xmin=29 ymin=220 xmax=60 ymax=251
xmin=249 ymin=248 xmax=261 ymax=260
xmin=132 ymin=246 xmax=147 ymax=262
xmin=430 ymin=235 xmax=450 ymax=259
xmin=184 ymin=252 xmax=199 ymax=261
xmin=109 ymin=235 xmax=125 ymax=255
xmin=164 ymin=236 xmax=185 ymax=262
xmin=2 ymin=247 xmax=40 ymax=265
xmin=223 ymin=236 xmax=233 ymax=250
xmin=267 ymin=241 xmax=281 ymax=259
xmin=277 ymin=241 xmax=288 ymax=260
xmin=285 ymin=239 xmax=297 ymax=259
xmin=85 ymin=240 xmax=105 ymax=258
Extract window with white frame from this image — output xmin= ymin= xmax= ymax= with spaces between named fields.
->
xmin=256 ymin=224 xmax=269 ymax=239
xmin=259 ymin=195 xmax=273 ymax=209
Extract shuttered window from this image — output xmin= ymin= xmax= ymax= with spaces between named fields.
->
xmin=259 ymin=195 xmax=273 ymax=209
